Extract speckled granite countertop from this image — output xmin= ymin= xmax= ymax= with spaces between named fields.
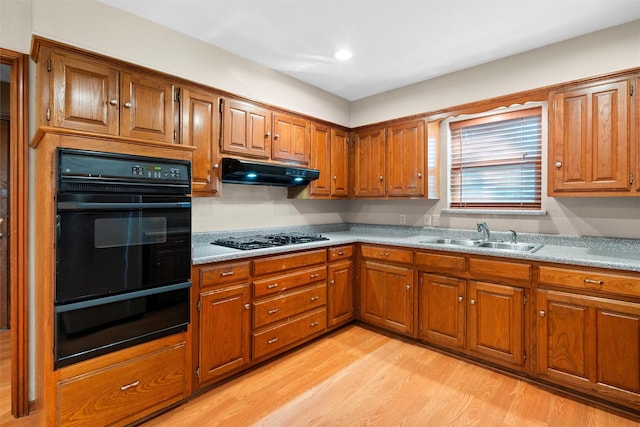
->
xmin=192 ymin=223 xmax=640 ymax=273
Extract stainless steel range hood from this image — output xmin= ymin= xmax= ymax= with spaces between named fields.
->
xmin=221 ymin=158 xmax=320 ymax=187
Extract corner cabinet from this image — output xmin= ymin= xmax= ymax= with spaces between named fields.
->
xmin=353 ymin=127 xmax=386 ymax=197
xmin=359 ymin=245 xmax=415 ymax=336
xmin=548 ymin=76 xmax=636 ymax=195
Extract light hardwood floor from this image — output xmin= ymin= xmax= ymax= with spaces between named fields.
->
xmin=143 ymin=325 xmax=639 ymax=427
xmin=1 ymin=326 xmax=638 ymax=426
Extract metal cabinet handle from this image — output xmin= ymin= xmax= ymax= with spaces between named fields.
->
xmin=274 ymin=133 xmax=280 ymax=139
xmin=310 ymin=273 xmax=319 ymax=279
xmin=337 ymin=251 xmax=345 ymax=256
xmin=333 ymin=176 xmax=337 ymax=180
xmin=124 ymin=102 xmax=132 ymax=108
xmin=310 ymin=296 xmax=320 ymax=302
xmin=310 ymin=321 xmax=319 ymax=327
xmin=555 ymin=162 xmax=562 ymax=168
xmin=109 ymin=99 xmax=118 ymax=106
xmin=458 ymin=296 xmax=463 ymax=302
xmin=539 ymin=310 xmax=546 ymax=317
xmin=379 ymin=175 xmax=384 ymax=181
xmin=330 ymin=280 xmax=335 ymax=285
xmin=584 ymin=278 xmax=604 ymax=285
xmin=120 ymin=380 xmax=139 ymax=391
xmin=267 ymin=337 xmax=279 ymax=344
xmin=470 ymin=299 xmax=476 ymax=305
xmin=268 ymin=308 xmax=279 ymax=315
xmin=244 ymin=303 xmax=251 ymax=310
xmin=220 ymin=271 xmax=234 ymax=277
xmin=267 ymin=283 xmax=278 ymax=289
xmin=417 ymin=172 xmax=422 ymax=178
xmin=213 ymin=163 xmax=219 ymax=169
xmin=265 ymin=131 xmax=271 ymax=138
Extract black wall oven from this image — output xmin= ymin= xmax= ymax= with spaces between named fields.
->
xmin=54 ymin=149 xmax=192 ymax=369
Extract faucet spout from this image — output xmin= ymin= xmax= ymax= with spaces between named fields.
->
xmin=477 ymin=222 xmax=491 ymax=241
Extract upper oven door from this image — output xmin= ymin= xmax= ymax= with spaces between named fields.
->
xmin=55 ymin=193 xmax=191 ymax=304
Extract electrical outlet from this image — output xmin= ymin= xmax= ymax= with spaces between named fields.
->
xmin=399 ymin=214 xmax=406 ymax=225
xmin=432 ymin=214 xmax=440 ymax=226
xmin=424 ymin=215 xmax=431 ymax=226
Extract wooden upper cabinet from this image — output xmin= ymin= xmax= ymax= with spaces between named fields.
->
xmin=221 ymin=97 xmax=271 ymax=159
xmin=386 ymin=120 xmax=425 ymax=197
xmin=50 ymin=50 xmax=120 ymax=135
xmin=48 ymin=49 xmax=175 ymax=143
xmin=181 ymin=86 xmax=220 ymax=195
xmin=308 ymin=123 xmax=331 ymax=197
xmin=306 ymin=124 xmax=350 ymax=198
xmin=120 ymin=72 xmax=175 ymax=143
xmin=331 ymin=128 xmax=350 ymax=197
xmin=636 ymin=76 xmax=640 ymax=193
xmin=354 ymin=127 xmax=386 ymax=197
xmin=549 ymin=78 xmax=631 ymax=195
xmin=272 ymin=112 xmax=310 ymax=164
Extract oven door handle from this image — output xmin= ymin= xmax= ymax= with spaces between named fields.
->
xmin=54 ymin=281 xmax=192 ymax=313
xmin=57 ymin=201 xmax=191 ymax=211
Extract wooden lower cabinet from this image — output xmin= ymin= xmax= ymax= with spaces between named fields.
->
xmin=198 ymin=283 xmax=251 ymax=384
xmin=360 ymin=260 xmax=414 ymax=336
xmin=57 ymin=338 xmax=187 ymax=426
xmin=418 ymin=273 xmax=465 ymax=349
xmin=537 ymin=289 xmax=640 ymax=410
xmin=328 ymin=258 xmax=354 ymax=327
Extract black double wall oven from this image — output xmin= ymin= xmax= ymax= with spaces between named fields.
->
xmin=54 ymin=149 xmax=192 ymax=369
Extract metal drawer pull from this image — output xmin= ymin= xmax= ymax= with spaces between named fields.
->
xmin=120 ymin=380 xmax=139 ymax=391
xmin=584 ymin=278 xmax=604 ymax=285
xmin=268 ymin=308 xmax=279 ymax=315
xmin=338 ymin=251 xmax=345 ymax=256
xmin=310 ymin=296 xmax=320 ymax=302
xmin=267 ymin=337 xmax=279 ymax=344
xmin=310 ymin=321 xmax=319 ymax=327
xmin=267 ymin=283 xmax=278 ymax=289
xmin=220 ymin=271 xmax=235 ymax=277
xmin=310 ymin=273 xmax=320 ymax=279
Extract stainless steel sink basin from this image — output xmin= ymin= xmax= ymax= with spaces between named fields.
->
xmin=476 ymin=241 xmax=543 ymax=252
xmin=419 ymin=237 xmax=543 ymax=253
xmin=420 ymin=238 xmax=484 ymax=246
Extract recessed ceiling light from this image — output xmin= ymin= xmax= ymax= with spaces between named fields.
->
xmin=334 ymin=49 xmax=353 ymax=61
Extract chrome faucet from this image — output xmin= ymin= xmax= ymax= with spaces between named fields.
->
xmin=477 ymin=222 xmax=491 ymax=241
xmin=509 ymin=229 xmax=517 ymax=244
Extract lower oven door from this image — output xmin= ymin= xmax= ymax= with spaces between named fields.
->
xmin=55 ymin=193 xmax=191 ymax=304
xmin=54 ymin=281 xmax=190 ymax=369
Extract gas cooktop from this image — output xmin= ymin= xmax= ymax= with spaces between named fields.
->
xmin=212 ymin=232 xmax=329 ymax=250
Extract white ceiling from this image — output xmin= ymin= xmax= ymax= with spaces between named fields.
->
xmin=100 ymin=0 xmax=640 ymax=101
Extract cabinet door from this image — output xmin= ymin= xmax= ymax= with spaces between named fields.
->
xmin=537 ymin=289 xmax=640 ymax=401
xmin=50 ymin=50 xmax=119 ymax=135
xmin=331 ymin=128 xmax=350 ymax=197
xmin=550 ymin=79 xmax=630 ymax=193
xmin=120 ymin=72 xmax=175 ymax=143
xmin=328 ymin=259 xmax=353 ymax=327
xmin=418 ymin=273 xmax=465 ymax=349
xmin=198 ymin=284 xmax=250 ymax=384
xmin=354 ymin=127 xmax=386 ymax=197
xmin=272 ymin=113 xmax=310 ymax=164
xmin=221 ymin=98 xmax=271 ymax=159
xmin=308 ymin=123 xmax=331 ymax=197
xmin=386 ymin=120 xmax=425 ymax=197
xmin=360 ymin=261 xmax=414 ymax=335
xmin=181 ymin=86 xmax=220 ymax=195
xmin=467 ymin=281 xmax=524 ymax=367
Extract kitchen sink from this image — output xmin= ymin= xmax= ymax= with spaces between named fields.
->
xmin=420 ymin=237 xmax=543 ymax=253
xmin=476 ymin=241 xmax=543 ymax=252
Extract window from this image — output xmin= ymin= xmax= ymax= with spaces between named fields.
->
xmin=449 ymin=107 xmax=542 ymax=209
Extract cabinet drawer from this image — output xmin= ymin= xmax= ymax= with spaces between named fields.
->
xmin=253 ymin=249 xmax=326 ymax=276
xmin=200 ymin=261 xmax=251 ymax=287
xmin=469 ymin=257 xmax=532 ymax=284
xmin=58 ymin=342 xmax=186 ymax=426
xmin=253 ymin=283 xmax=327 ymax=328
xmin=415 ymin=252 xmax=465 ymax=272
xmin=538 ymin=265 xmax=640 ymax=298
xmin=252 ymin=308 xmax=327 ymax=359
xmin=329 ymin=245 xmax=353 ymax=262
xmin=360 ymin=245 xmax=413 ymax=264
xmin=253 ymin=266 xmax=326 ymax=298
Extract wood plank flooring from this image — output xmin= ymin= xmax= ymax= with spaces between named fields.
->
xmin=1 ymin=326 xmax=638 ymax=426
xmin=142 ymin=325 xmax=639 ymax=427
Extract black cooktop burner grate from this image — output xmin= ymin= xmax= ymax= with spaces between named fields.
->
xmin=213 ymin=232 xmax=329 ymax=250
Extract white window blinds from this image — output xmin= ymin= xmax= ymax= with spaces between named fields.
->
xmin=450 ymin=107 xmax=542 ymax=209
